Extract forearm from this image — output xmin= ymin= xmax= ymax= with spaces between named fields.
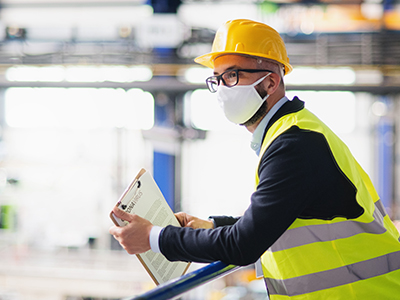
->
xmin=160 ymin=220 xmax=265 ymax=266
xmin=160 ymin=203 xmax=293 ymax=266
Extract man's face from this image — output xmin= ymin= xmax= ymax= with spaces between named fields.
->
xmin=211 ymin=54 xmax=271 ymax=127
xmin=213 ymin=54 xmax=269 ymax=99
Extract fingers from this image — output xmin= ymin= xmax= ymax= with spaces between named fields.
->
xmin=108 ymin=214 xmax=152 ymax=255
xmin=174 ymin=212 xmax=187 ymax=227
xmin=187 ymin=220 xmax=196 ymax=228
xmin=109 ymin=226 xmax=121 ymax=243
xmin=112 ymin=206 xmax=135 ymax=222
xmin=174 ymin=212 xmax=212 ymax=229
xmin=187 ymin=219 xmax=214 ymax=229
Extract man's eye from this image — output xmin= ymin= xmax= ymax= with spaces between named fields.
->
xmin=225 ymin=71 xmax=237 ymax=79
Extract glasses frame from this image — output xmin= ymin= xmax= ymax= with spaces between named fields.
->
xmin=205 ymin=69 xmax=273 ymax=93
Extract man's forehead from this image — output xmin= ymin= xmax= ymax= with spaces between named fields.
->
xmin=214 ymin=53 xmax=254 ymax=63
xmin=213 ymin=54 xmax=256 ymax=70
xmin=213 ymin=54 xmax=284 ymax=76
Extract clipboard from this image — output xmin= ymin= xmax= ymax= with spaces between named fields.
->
xmin=110 ymin=168 xmax=191 ymax=285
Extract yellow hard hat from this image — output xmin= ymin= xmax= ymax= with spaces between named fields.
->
xmin=195 ymin=19 xmax=293 ymax=75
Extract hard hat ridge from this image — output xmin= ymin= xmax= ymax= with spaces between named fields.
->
xmin=195 ymin=19 xmax=293 ymax=75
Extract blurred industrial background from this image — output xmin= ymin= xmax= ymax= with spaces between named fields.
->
xmin=0 ymin=0 xmax=399 ymax=299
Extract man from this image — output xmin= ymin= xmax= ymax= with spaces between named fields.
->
xmin=110 ymin=19 xmax=400 ymax=299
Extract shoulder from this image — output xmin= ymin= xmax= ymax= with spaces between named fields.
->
xmin=258 ymin=127 xmax=334 ymax=181
xmin=264 ymin=126 xmax=329 ymax=158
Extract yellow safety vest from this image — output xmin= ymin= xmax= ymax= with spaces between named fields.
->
xmin=256 ymin=107 xmax=400 ymax=299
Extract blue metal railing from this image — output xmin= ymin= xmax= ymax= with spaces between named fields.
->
xmin=124 ymin=261 xmax=240 ymax=300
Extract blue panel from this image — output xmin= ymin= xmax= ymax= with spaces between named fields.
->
xmin=376 ymin=98 xmax=393 ymax=211
xmin=154 ymin=101 xmax=169 ymax=126
xmin=377 ymin=119 xmax=393 ymax=210
xmin=153 ymin=151 xmax=175 ymax=211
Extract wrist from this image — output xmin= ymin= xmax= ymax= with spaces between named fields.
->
xmin=149 ymin=226 xmax=164 ymax=253
xmin=208 ymin=218 xmax=216 ymax=229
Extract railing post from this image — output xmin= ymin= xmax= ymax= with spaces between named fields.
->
xmin=124 ymin=261 xmax=240 ymax=300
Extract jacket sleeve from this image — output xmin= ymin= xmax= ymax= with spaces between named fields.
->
xmin=159 ymin=128 xmax=357 ymax=266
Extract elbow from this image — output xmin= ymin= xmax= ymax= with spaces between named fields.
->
xmin=226 ymin=252 xmax=261 ymax=267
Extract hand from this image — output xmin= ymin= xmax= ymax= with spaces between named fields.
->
xmin=175 ymin=212 xmax=214 ymax=229
xmin=109 ymin=207 xmax=153 ymax=255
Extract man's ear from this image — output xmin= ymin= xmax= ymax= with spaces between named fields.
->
xmin=266 ymin=73 xmax=282 ymax=95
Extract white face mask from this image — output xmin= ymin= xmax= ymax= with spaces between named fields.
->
xmin=216 ymin=73 xmax=270 ymax=124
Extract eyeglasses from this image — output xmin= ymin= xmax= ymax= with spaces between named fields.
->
xmin=205 ymin=69 xmax=273 ymax=93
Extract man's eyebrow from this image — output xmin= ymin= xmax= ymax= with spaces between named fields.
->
xmin=213 ymin=65 xmax=240 ymax=76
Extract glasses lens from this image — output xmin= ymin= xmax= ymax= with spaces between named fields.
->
xmin=222 ymin=70 xmax=238 ymax=87
xmin=206 ymin=76 xmax=219 ymax=93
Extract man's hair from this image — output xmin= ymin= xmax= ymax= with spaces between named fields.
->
xmin=255 ymin=57 xmax=285 ymax=87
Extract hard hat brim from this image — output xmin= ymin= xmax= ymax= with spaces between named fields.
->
xmin=195 ymin=51 xmax=293 ymax=75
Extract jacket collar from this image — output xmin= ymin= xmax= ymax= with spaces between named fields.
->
xmin=264 ymin=96 xmax=305 ymax=137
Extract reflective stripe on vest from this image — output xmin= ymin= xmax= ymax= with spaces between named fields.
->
xmin=265 ymin=250 xmax=400 ymax=297
xmin=256 ymin=107 xmax=400 ymax=299
xmin=269 ymin=199 xmax=387 ymax=252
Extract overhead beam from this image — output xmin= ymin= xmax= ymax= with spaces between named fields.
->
xmin=0 ymin=76 xmax=400 ymax=94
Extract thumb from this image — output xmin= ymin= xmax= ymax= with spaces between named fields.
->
xmin=187 ymin=220 xmax=197 ymax=229
xmin=174 ymin=212 xmax=187 ymax=227
xmin=113 ymin=206 xmax=135 ymax=222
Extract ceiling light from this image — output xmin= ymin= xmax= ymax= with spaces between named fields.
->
xmin=285 ymin=67 xmax=356 ymax=85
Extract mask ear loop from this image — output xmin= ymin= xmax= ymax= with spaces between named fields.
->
xmin=252 ymin=73 xmax=271 ymax=102
xmin=251 ymin=72 xmax=271 ymax=87
xmin=261 ymin=93 xmax=270 ymax=102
